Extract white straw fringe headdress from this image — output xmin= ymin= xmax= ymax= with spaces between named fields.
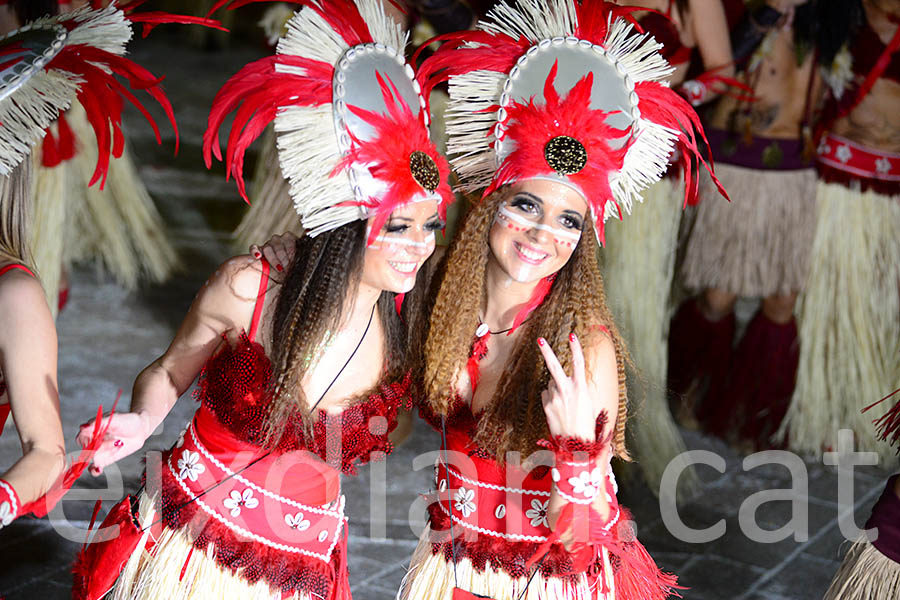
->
xmin=204 ymin=0 xmax=454 ymax=243
xmin=416 ymin=0 xmax=726 ymax=243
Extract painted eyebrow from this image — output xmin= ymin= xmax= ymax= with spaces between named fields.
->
xmin=513 ymin=191 xmax=544 ymax=204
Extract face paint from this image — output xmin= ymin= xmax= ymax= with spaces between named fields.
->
xmin=496 ymin=205 xmax=582 ymax=244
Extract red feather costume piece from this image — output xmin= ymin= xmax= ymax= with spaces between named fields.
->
xmin=204 ymin=0 xmax=453 ymax=241
xmin=336 ymin=72 xmax=453 ymax=245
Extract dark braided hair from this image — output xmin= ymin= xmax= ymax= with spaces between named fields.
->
xmin=265 ymin=219 xmax=406 ymax=444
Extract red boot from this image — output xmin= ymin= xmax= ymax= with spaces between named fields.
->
xmin=705 ymin=311 xmax=799 ymax=448
xmin=667 ymin=298 xmax=735 ymax=425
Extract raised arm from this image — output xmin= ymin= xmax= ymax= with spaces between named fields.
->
xmin=538 ymin=327 xmax=619 ymax=545
xmin=78 ymin=256 xmax=265 ymax=474
xmin=0 ymin=271 xmax=65 ymax=508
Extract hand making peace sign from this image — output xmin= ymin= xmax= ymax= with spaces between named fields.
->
xmin=537 ymin=333 xmax=604 ymax=442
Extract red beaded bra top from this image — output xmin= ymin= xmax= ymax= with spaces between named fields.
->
xmin=193 ymin=260 xmax=412 ymax=474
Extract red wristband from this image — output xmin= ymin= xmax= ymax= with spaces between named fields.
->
xmin=0 ymin=479 xmax=21 ymax=529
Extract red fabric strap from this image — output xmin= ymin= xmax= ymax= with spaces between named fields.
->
xmin=0 ymin=404 xmax=9 ymax=431
xmin=248 ymin=259 xmax=270 ymax=342
xmin=0 ymin=263 xmax=35 ymax=278
xmin=0 ymin=478 xmax=21 ymax=529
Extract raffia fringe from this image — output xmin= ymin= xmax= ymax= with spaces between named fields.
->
xmin=398 ymin=526 xmax=612 ymax=600
xmin=445 ymin=3 xmax=675 ymax=222
xmin=779 ymin=181 xmax=900 ymax=462
xmin=680 ymin=164 xmax=816 ymax=297
xmin=601 ymin=177 xmax=696 ymax=496
xmin=823 ymin=537 xmax=900 ymax=600
xmin=233 ymin=126 xmax=302 ymax=250
xmin=109 ymin=493 xmax=314 ymax=600
xmin=274 ymin=0 xmax=408 ymax=236
xmin=29 ymin=151 xmax=66 ymax=317
xmin=64 ymin=102 xmax=177 ymax=289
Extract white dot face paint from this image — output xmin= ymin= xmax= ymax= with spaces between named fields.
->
xmin=360 ymin=200 xmax=441 ymax=294
xmin=488 ymin=180 xmax=587 ymax=284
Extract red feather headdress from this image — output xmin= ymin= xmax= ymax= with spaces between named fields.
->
xmin=204 ymin=0 xmax=453 ymax=240
xmin=417 ymin=0 xmax=726 ymax=244
xmin=0 ymin=3 xmax=220 ymax=186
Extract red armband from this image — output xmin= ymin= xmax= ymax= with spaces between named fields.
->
xmin=0 ymin=479 xmax=21 ymax=529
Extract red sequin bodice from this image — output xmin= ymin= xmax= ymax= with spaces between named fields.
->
xmin=194 ymin=334 xmax=412 ymax=474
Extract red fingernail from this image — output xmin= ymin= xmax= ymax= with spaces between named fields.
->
xmin=276 ymin=264 xmax=284 ymax=272
xmin=538 ymin=337 xmax=545 ymax=346
xmin=569 ymin=333 xmax=576 ymax=343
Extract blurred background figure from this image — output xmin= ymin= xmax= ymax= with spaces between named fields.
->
xmin=601 ymin=0 xmax=734 ymax=496
xmin=670 ymin=0 xmax=819 ymax=451
xmin=781 ymin=0 xmax=900 ymax=462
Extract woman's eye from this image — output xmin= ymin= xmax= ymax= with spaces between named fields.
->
xmin=560 ymin=216 xmax=583 ymax=230
xmin=510 ymin=197 xmax=538 ymax=214
xmin=424 ymin=220 xmax=444 ymax=232
xmin=384 ymin=224 xmax=409 ymax=233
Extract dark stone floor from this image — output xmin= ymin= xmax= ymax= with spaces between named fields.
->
xmin=1 ymin=29 xmax=897 ymax=600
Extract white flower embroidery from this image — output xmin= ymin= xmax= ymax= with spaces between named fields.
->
xmin=876 ymin=157 xmax=892 ymax=174
xmin=817 ymin=141 xmax=831 ymax=156
xmin=525 ymin=499 xmax=549 ymax=528
xmin=177 ymin=450 xmax=205 ymax=482
xmin=284 ymin=511 xmax=311 ymax=531
xmin=835 ymin=144 xmax=853 ymax=164
xmin=223 ymin=488 xmax=259 ymax=517
xmin=453 ymin=487 xmax=476 ymax=518
xmin=0 ymin=501 xmax=13 ymax=527
xmin=569 ymin=467 xmax=605 ymax=499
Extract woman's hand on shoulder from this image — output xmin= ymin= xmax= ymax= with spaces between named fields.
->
xmin=537 ymin=328 xmax=617 ymax=442
xmin=250 ymin=232 xmax=299 ymax=277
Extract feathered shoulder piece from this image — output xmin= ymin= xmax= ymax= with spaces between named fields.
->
xmin=416 ymin=0 xmax=726 ymax=244
xmin=204 ymin=0 xmax=453 ymax=242
xmin=0 ymin=2 xmax=211 ymax=187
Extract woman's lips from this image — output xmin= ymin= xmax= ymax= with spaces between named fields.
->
xmin=513 ymin=241 xmax=549 ymax=265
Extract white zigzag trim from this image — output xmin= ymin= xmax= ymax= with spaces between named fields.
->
xmin=437 ymin=499 xmax=549 ymax=542
xmin=188 ymin=422 xmax=344 ymax=517
xmin=166 ymin=452 xmax=346 ymax=562
xmin=441 ymin=463 xmax=551 ymax=497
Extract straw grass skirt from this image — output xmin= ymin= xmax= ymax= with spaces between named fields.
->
xmin=824 ymin=536 xmax=900 ymax=600
xmin=778 ymin=181 xmax=900 ymax=461
xmin=29 ymin=150 xmax=67 ymax=317
xmin=398 ymin=526 xmax=615 ymax=600
xmin=64 ymin=101 xmax=178 ymax=290
xmin=681 ymin=164 xmax=816 ymax=297
xmin=107 ymin=493 xmax=319 ymax=600
xmin=232 ymin=126 xmax=301 ymax=251
xmin=601 ymin=176 xmax=696 ymax=496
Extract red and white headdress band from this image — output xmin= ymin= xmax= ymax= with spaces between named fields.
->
xmin=0 ymin=3 xmax=216 ymax=184
xmin=417 ymin=0 xmax=725 ymax=243
xmin=204 ymin=0 xmax=454 ymax=243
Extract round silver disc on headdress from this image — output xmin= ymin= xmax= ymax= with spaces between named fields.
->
xmin=0 ymin=24 xmax=68 ymax=104
xmin=495 ymin=37 xmax=637 ymax=189
xmin=333 ymin=43 xmax=430 ymax=210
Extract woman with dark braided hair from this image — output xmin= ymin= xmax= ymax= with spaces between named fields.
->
xmin=72 ymin=2 xmax=455 ymax=599
xmin=262 ymin=2 xmax=723 ymax=597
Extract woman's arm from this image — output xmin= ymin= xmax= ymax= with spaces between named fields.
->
xmin=0 ymin=272 xmax=65 ymax=506
xmin=678 ymin=0 xmax=735 ymax=105
xmin=78 ymin=256 xmax=266 ymax=474
xmin=539 ymin=328 xmax=619 ymax=546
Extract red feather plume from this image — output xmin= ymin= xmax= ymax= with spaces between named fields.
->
xmin=45 ymin=45 xmax=177 ymax=189
xmin=333 ymin=72 xmax=452 ymax=245
xmin=485 ymin=61 xmax=630 ymax=244
xmin=864 ymin=388 xmax=900 ymax=452
xmin=203 ymin=54 xmax=333 ymax=202
xmin=18 ymin=393 xmax=121 ymax=518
